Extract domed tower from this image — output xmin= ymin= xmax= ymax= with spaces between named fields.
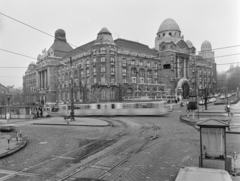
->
xmin=54 ymin=29 xmax=67 ymax=42
xmin=199 ymin=40 xmax=215 ymax=59
xmin=93 ymin=27 xmax=116 ymax=46
xmin=155 ymin=18 xmax=183 ymax=51
xmin=27 ymin=62 xmax=36 ymax=71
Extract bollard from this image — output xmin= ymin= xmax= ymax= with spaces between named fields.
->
xmin=7 ymin=138 xmax=10 ymax=150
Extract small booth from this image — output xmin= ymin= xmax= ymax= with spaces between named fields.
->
xmin=0 ymin=105 xmax=34 ymax=119
xmin=197 ymin=119 xmax=229 ymax=170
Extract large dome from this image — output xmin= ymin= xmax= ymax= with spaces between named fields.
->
xmin=158 ymin=18 xmax=181 ymax=33
xmin=201 ymin=40 xmax=212 ymax=51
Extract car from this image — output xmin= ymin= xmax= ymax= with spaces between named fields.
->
xmin=220 ymin=95 xmax=225 ymax=99
xmin=209 ymin=98 xmax=216 ymax=103
xmin=199 ymin=100 xmax=205 ymax=105
xmin=0 ymin=124 xmax=16 ymax=132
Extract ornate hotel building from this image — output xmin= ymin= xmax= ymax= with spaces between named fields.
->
xmin=23 ymin=18 xmax=217 ymax=104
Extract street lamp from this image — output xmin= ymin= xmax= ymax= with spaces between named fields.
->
xmin=6 ymin=92 xmax=12 ymax=120
xmin=59 ymin=57 xmax=75 ymax=121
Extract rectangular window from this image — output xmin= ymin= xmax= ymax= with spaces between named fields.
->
xmin=111 ymin=67 xmax=115 ymax=74
xmin=86 ymin=69 xmax=90 ymax=76
xmin=93 ymin=68 xmax=96 ymax=75
xmin=147 ymin=62 xmax=150 ymax=67
xmin=101 ymin=67 xmax=105 ymax=73
xmin=131 ymin=60 xmax=135 ymax=65
xmin=139 ymin=61 xmax=143 ymax=66
xmin=163 ymin=64 xmax=171 ymax=69
xmin=94 ymin=77 xmax=97 ymax=83
xmin=110 ymin=57 xmax=115 ymax=64
xmin=122 ymin=59 xmax=126 ymax=66
xmin=140 ymin=78 xmax=144 ymax=84
xmin=123 ymin=77 xmax=127 ymax=83
xmin=122 ymin=68 xmax=126 ymax=76
xmin=86 ymin=60 xmax=89 ymax=67
xmin=111 ymin=78 xmax=115 ymax=83
xmin=101 ymin=57 xmax=105 ymax=62
xmin=132 ymin=77 xmax=136 ymax=83
xmin=101 ymin=77 xmax=105 ymax=83
xmin=93 ymin=57 xmax=96 ymax=63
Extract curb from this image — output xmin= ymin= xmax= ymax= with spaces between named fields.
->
xmin=32 ymin=123 xmax=109 ymax=127
xmin=0 ymin=139 xmax=28 ymax=159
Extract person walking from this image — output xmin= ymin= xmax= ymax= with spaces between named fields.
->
xmin=186 ymin=102 xmax=190 ymax=117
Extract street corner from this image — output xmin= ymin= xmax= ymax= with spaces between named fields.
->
xmin=179 ymin=115 xmax=199 ymax=126
xmin=0 ymin=136 xmax=28 ymax=159
xmin=32 ymin=117 xmax=110 ymax=127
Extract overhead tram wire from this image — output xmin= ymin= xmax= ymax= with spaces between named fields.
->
xmin=0 ymin=50 xmax=240 ymax=69
xmin=0 ymin=12 xmax=79 ymax=49
xmin=1 ymin=13 xmax=240 ymax=54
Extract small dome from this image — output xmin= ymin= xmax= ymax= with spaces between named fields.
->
xmin=98 ymin=27 xmax=111 ymax=35
xmin=158 ymin=18 xmax=181 ymax=34
xmin=29 ymin=61 xmax=35 ymax=65
xmin=94 ymin=27 xmax=115 ymax=46
xmin=201 ymin=40 xmax=212 ymax=51
xmin=55 ymin=29 xmax=66 ymax=42
xmin=186 ymin=40 xmax=193 ymax=47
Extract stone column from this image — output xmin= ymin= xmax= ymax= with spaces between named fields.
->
xmin=184 ymin=58 xmax=186 ymax=78
xmin=38 ymin=72 xmax=41 ymax=89
xmin=45 ymin=70 xmax=47 ymax=88
xmin=177 ymin=57 xmax=180 ymax=78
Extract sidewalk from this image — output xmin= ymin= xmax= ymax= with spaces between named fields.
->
xmin=1 ymin=117 xmax=109 ymax=127
xmin=0 ymin=117 xmax=109 ymax=159
xmin=0 ymin=133 xmax=27 ymax=158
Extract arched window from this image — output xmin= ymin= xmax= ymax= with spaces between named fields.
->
xmin=139 ymin=69 xmax=145 ymax=77
xmin=131 ymin=68 xmax=137 ymax=77
xmin=65 ymin=73 xmax=68 ymax=81
xmin=101 ymin=89 xmax=106 ymax=100
xmin=74 ymin=70 xmax=78 ymax=79
xmin=110 ymin=89 xmax=115 ymax=99
xmin=147 ymin=70 xmax=152 ymax=77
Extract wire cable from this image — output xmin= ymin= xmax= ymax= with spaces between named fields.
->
xmin=1 ymin=12 xmax=240 ymax=54
xmin=0 ymin=12 xmax=79 ymax=48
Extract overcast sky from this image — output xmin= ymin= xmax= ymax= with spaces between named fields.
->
xmin=0 ymin=0 xmax=240 ymax=88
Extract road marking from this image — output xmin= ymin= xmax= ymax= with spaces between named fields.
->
xmin=56 ymin=156 xmax=75 ymax=160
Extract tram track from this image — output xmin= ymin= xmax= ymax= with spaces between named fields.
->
xmin=1 ymin=118 xmax=128 ymax=181
xmin=59 ymin=117 xmax=160 ymax=181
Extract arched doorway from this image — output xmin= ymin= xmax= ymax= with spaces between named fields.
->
xmin=182 ymin=82 xmax=189 ymax=99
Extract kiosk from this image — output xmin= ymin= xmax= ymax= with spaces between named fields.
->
xmin=197 ymin=119 xmax=229 ymax=170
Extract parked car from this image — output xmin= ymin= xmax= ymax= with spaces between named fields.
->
xmin=209 ymin=98 xmax=216 ymax=103
xmin=220 ymin=95 xmax=225 ymax=99
xmin=199 ymin=100 xmax=205 ymax=105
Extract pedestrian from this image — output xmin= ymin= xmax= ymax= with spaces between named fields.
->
xmin=6 ymin=112 xmax=10 ymax=122
xmin=186 ymin=102 xmax=190 ymax=117
xmin=177 ymin=97 xmax=180 ymax=103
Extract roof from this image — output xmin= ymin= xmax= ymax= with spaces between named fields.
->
xmin=175 ymin=167 xmax=232 ymax=181
xmin=114 ymin=38 xmax=155 ymax=54
xmin=158 ymin=18 xmax=181 ymax=34
xmin=197 ymin=119 xmax=229 ymax=128
xmin=61 ymin=40 xmax=95 ymax=60
xmin=48 ymin=39 xmax=73 ymax=58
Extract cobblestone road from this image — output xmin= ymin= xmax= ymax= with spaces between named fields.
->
xmin=0 ymin=122 xmax=121 ymax=173
xmin=102 ymin=107 xmax=240 ymax=181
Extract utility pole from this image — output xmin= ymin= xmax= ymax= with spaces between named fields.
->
xmin=70 ymin=57 xmax=75 ymax=121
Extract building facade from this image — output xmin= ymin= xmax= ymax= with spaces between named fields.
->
xmin=23 ymin=18 xmax=217 ymax=104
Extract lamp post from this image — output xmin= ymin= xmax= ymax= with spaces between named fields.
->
xmin=59 ymin=57 xmax=75 ymax=121
xmin=6 ymin=92 xmax=12 ymax=121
